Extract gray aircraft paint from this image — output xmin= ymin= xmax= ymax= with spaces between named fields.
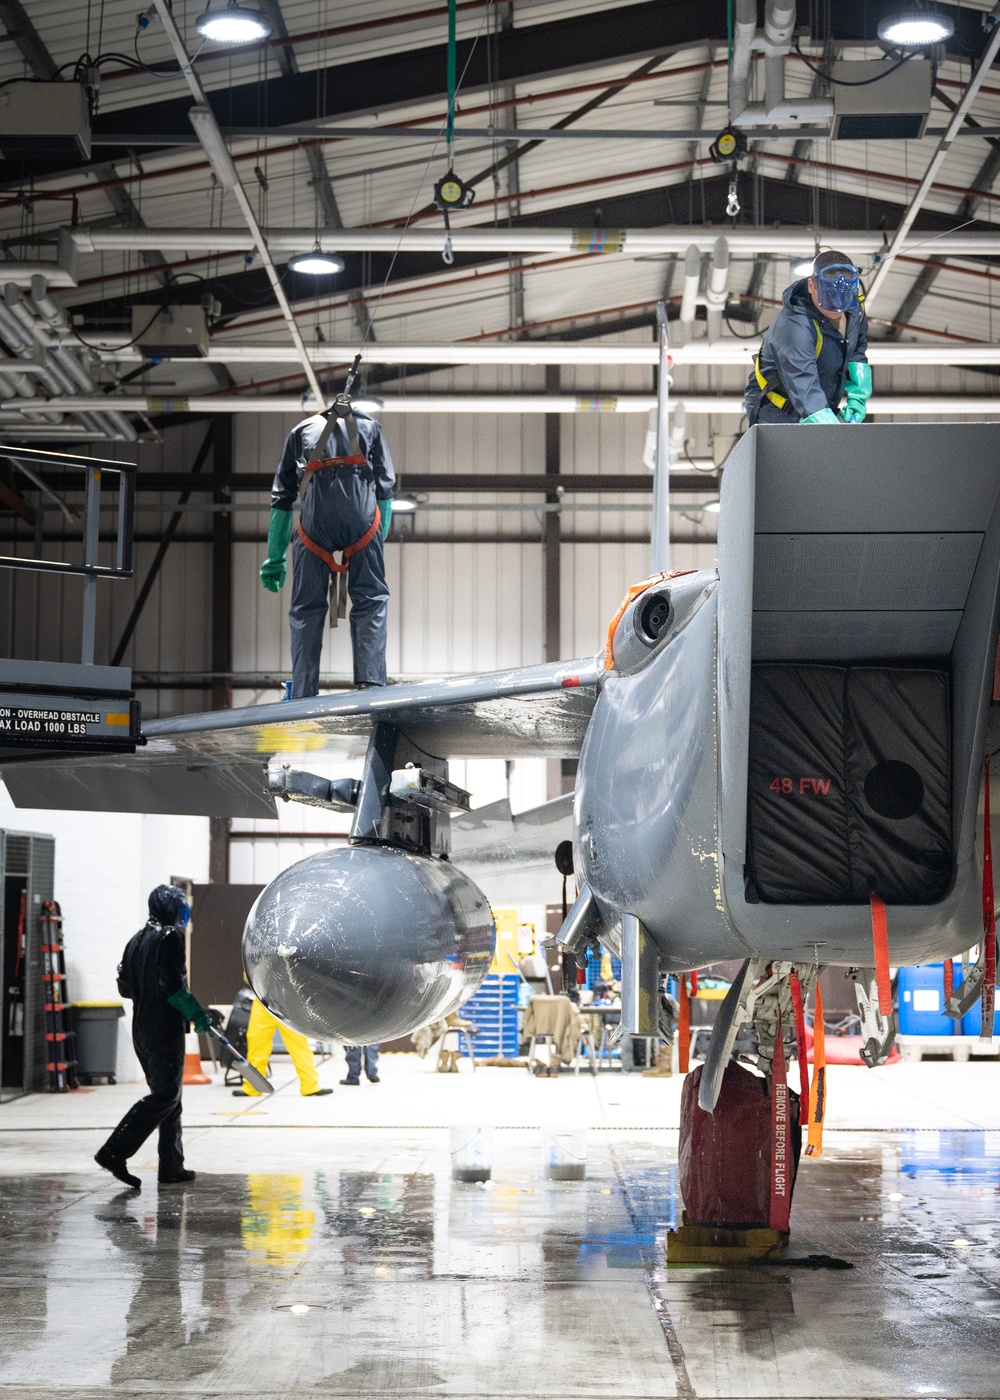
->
xmin=579 ymin=423 xmax=1000 ymax=972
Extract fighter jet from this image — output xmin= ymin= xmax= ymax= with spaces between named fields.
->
xmin=5 ymin=422 xmax=999 ymax=1148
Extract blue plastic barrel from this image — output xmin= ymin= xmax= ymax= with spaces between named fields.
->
xmin=897 ymin=963 xmax=953 ymax=1035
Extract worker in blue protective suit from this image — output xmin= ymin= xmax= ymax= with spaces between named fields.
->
xmin=744 ymin=249 xmax=872 ymax=427
xmin=95 ymin=885 xmax=212 ymax=1190
xmin=260 ymin=406 xmax=395 ymax=697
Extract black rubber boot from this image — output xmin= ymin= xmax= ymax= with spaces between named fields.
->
xmin=339 ymin=1078 xmax=360 ymax=1086
xmin=158 ymin=1168 xmax=196 ymax=1185
xmin=304 ymin=1087 xmax=333 ymax=1097
xmin=95 ymin=1146 xmax=141 ymax=1190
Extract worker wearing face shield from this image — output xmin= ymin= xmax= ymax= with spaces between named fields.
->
xmin=95 ymin=884 xmax=212 ymax=1190
xmin=744 ymin=250 xmax=872 ymax=427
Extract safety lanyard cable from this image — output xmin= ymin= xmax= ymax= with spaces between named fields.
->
xmin=869 ymin=892 xmax=892 ymax=1018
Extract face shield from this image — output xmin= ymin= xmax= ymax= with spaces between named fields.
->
xmin=813 ymin=263 xmax=861 ymax=314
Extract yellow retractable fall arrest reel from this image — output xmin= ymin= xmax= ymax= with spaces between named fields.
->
xmin=433 ymin=170 xmax=476 ymax=264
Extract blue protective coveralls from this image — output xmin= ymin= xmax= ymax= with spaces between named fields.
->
xmin=744 ymin=277 xmax=868 ymax=424
xmin=270 ymin=410 xmax=396 ymax=697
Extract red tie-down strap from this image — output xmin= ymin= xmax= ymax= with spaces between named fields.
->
xmin=869 ymin=893 xmax=892 ymax=1018
xmin=982 ymin=754 xmax=996 ymax=1043
xmin=788 ymin=970 xmax=809 ymax=1128
xmin=677 ymin=974 xmax=690 ymax=1074
xmin=805 ymin=978 xmax=826 ymax=1159
xmin=769 ymin=1011 xmax=791 ymax=1233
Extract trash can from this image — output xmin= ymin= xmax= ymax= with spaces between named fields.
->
xmin=72 ymin=1002 xmax=124 ymax=1085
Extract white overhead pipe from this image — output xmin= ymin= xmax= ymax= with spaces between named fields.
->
xmin=704 ymin=237 xmax=731 ymax=342
xmin=2 ymin=291 xmax=109 ymax=437
xmin=679 ymin=245 xmax=701 ymax=325
xmin=67 ymin=226 xmax=1000 ymax=258
xmin=0 ymin=298 xmax=65 ymax=424
xmin=667 ymin=402 xmax=688 ymax=464
xmin=728 ymin=0 xmax=831 ymax=129
xmin=76 ymin=338 xmax=1000 ymax=370
xmin=763 ymin=0 xmax=797 ymax=115
xmin=8 ymin=393 xmax=1000 ymax=417
xmin=729 ymin=0 xmax=758 ymax=125
xmin=7 ymin=280 xmax=135 ymax=441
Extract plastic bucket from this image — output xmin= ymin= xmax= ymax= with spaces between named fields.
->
xmin=450 ymin=1124 xmax=493 ymax=1182
xmin=542 ymin=1127 xmax=587 ymax=1181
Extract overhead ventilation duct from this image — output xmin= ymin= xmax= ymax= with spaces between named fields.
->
xmin=831 ymin=59 xmax=932 ymax=140
xmin=0 ymin=81 xmax=90 ymax=159
xmin=131 ymin=305 xmax=210 ymax=359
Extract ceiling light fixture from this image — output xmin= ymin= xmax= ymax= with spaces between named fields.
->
xmin=791 ymin=258 xmax=815 ymax=278
xmin=392 ymin=493 xmax=419 ymax=513
xmin=288 ymin=248 xmax=346 ymax=276
xmin=195 ymin=2 xmax=271 ymax=44
xmin=703 ymin=499 xmax=722 ymax=514
xmin=877 ymin=8 xmax=954 ymax=46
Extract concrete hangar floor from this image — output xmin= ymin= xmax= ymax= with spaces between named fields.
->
xmin=1 ymin=1055 xmax=999 ymax=1400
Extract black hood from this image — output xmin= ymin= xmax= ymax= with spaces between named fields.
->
xmin=148 ymin=884 xmax=189 ymax=927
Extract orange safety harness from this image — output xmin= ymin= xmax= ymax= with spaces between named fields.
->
xmin=297 ymin=418 xmax=380 ymax=575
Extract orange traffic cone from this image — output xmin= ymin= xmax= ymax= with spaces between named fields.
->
xmin=182 ymin=1030 xmax=211 ymax=1084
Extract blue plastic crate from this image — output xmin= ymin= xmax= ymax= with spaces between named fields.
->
xmin=458 ymin=974 xmax=519 ymax=1057
xmin=584 ymin=949 xmax=621 ymax=989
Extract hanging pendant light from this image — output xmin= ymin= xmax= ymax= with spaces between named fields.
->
xmin=195 ymin=2 xmax=271 ymax=44
xmin=288 ymin=247 xmax=345 ymax=276
xmin=877 ymin=5 xmax=954 ymax=46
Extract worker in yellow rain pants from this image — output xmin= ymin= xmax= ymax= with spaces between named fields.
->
xmin=233 ymin=997 xmax=333 ymax=1098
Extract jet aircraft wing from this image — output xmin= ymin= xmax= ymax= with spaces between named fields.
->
xmin=0 ymin=657 xmax=600 ymax=818
xmin=449 ymin=791 xmax=575 ymax=904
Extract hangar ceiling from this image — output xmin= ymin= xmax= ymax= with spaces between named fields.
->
xmin=0 ymin=0 xmax=998 ymax=438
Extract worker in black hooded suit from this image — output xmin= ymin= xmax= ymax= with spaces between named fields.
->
xmin=95 ymin=884 xmax=212 ymax=1190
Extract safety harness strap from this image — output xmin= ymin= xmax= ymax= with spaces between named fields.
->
xmin=305 ymin=453 xmax=368 ymax=471
xmin=753 ymin=319 xmax=823 ymax=412
xmin=297 ymin=506 xmax=381 ymax=576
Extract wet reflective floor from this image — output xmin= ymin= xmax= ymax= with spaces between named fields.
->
xmin=1 ymin=1126 xmax=1000 ymax=1398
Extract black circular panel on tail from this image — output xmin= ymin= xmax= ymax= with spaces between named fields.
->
xmin=864 ymin=761 xmax=924 ymax=820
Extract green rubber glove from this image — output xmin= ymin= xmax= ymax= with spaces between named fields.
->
xmin=260 ymin=507 xmax=294 ymax=591
xmin=378 ymin=498 xmax=393 ymax=540
xmin=167 ymin=985 xmax=213 ymax=1034
xmin=840 ymin=361 xmax=873 ymax=423
xmin=800 ymin=407 xmax=840 ymax=425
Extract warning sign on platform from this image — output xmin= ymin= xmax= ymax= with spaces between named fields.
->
xmin=0 ymin=692 xmax=138 ymax=749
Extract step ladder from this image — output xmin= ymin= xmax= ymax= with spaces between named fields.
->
xmin=40 ymin=899 xmax=78 ymax=1092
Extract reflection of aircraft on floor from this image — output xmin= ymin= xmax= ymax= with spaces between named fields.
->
xmin=7 ymin=424 xmax=1000 ymax=1239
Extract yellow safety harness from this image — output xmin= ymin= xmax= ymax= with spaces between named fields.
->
xmin=753 ymin=318 xmax=824 ymax=413
xmin=753 ymin=289 xmax=866 ymax=415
